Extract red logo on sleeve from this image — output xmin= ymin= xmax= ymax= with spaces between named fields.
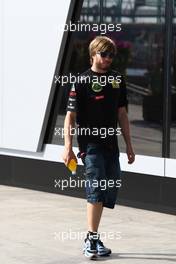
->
xmin=69 ymin=91 xmax=76 ymax=97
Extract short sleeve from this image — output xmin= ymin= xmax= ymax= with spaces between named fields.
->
xmin=66 ymin=83 xmax=77 ymax=112
xmin=118 ymin=75 xmax=128 ymax=108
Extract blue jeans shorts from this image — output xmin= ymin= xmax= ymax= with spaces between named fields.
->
xmin=81 ymin=143 xmax=122 ymax=209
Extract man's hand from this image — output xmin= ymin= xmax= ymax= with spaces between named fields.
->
xmin=62 ymin=148 xmax=77 ymax=167
xmin=126 ymin=145 xmax=135 ymax=164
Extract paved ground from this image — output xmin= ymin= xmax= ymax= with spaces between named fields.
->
xmin=0 ymin=185 xmax=176 ymax=264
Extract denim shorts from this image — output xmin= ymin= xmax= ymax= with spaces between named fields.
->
xmin=81 ymin=143 xmax=122 ymax=209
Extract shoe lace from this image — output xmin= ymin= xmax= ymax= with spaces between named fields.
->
xmin=97 ymin=239 xmax=104 ymax=247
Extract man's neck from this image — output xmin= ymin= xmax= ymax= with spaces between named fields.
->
xmin=91 ymin=65 xmax=108 ymax=74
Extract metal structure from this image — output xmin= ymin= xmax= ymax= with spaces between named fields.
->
xmin=81 ymin=0 xmax=165 ymax=23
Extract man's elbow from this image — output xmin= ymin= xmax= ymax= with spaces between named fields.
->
xmin=118 ymin=106 xmax=127 ymax=121
xmin=66 ymin=111 xmax=76 ymax=122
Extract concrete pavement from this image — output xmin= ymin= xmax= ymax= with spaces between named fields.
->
xmin=0 ymin=185 xmax=176 ymax=264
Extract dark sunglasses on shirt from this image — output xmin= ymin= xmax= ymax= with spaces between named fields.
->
xmin=96 ymin=51 xmax=115 ymax=59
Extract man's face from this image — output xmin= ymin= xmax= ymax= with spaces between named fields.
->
xmin=92 ymin=50 xmax=114 ymax=71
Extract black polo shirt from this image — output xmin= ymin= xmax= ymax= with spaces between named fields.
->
xmin=66 ymin=68 xmax=128 ymax=155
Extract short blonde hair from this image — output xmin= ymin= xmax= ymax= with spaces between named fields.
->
xmin=89 ymin=36 xmax=117 ymax=65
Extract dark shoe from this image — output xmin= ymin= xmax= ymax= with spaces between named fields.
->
xmin=96 ymin=238 xmax=112 ymax=256
xmin=83 ymin=232 xmax=98 ymax=260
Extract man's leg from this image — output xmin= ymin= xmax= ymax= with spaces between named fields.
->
xmin=83 ymin=145 xmax=110 ymax=258
xmin=85 ymin=201 xmax=111 ymax=258
xmin=87 ymin=202 xmax=103 ymax=232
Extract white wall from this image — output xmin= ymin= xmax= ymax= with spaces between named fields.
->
xmin=1 ymin=144 xmax=174 ymax=178
xmin=0 ymin=0 xmax=71 ymax=152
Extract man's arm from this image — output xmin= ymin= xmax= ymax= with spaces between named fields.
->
xmin=118 ymin=106 xmax=135 ymax=164
xmin=62 ymin=111 xmax=77 ymax=166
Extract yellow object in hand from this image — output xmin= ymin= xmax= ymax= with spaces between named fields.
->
xmin=67 ymin=159 xmax=77 ymax=175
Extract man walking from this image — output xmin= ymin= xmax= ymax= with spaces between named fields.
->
xmin=62 ymin=36 xmax=135 ymax=259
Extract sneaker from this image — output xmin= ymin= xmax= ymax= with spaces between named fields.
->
xmin=83 ymin=232 xmax=98 ymax=260
xmin=96 ymin=238 xmax=112 ymax=256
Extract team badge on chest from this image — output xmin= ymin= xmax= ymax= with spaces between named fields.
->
xmin=91 ymin=82 xmax=103 ymax=93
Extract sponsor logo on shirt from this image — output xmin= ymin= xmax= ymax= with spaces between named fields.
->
xmin=69 ymin=91 xmax=76 ymax=96
xmin=111 ymin=80 xmax=120 ymax=89
xmin=69 ymin=84 xmax=76 ymax=97
xmin=91 ymin=82 xmax=103 ymax=92
xmin=94 ymin=95 xmax=105 ymax=100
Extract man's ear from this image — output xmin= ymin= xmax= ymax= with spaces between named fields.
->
xmin=91 ymin=54 xmax=96 ymax=64
xmin=90 ymin=57 xmax=93 ymax=65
